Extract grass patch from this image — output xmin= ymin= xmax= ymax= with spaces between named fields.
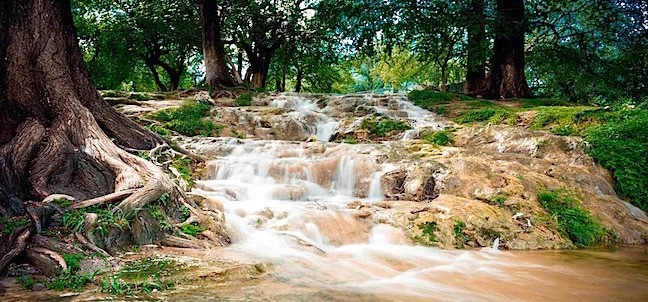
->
xmin=236 ymin=92 xmax=253 ymax=106
xmin=585 ymin=110 xmax=648 ymax=211
xmin=152 ymin=101 xmax=222 ymax=136
xmin=360 ymin=117 xmax=411 ymax=137
xmin=101 ymin=257 xmax=176 ymax=296
xmin=179 ymin=223 xmax=205 ymax=237
xmin=415 ymin=221 xmax=438 ymax=245
xmin=538 ymin=189 xmax=609 ymax=247
xmin=0 ymin=216 xmax=29 ymax=235
xmin=453 ymin=221 xmax=467 ymax=249
xmin=62 ymin=204 xmax=130 ymax=236
xmin=421 ymin=129 xmax=453 ymax=146
xmin=171 ymin=157 xmax=195 ymax=187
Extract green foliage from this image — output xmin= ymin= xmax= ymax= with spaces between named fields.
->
xmin=421 ymin=129 xmax=453 ymax=146
xmin=236 ymin=92 xmax=253 ymax=106
xmin=417 ymin=221 xmax=438 ymax=243
xmin=455 ymin=108 xmax=497 ymax=124
xmin=453 ymin=221 xmax=467 ymax=249
xmin=17 ymin=276 xmax=35 ymax=290
xmin=586 ymin=110 xmax=648 ymax=211
xmin=491 ymin=194 xmax=508 ymax=207
xmin=46 ymin=270 xmax=96 ymax=291
xmin=171 ymin=158 xmax=195 ymax=187
xmin=52 ymin=197 xmax=73 ymax=208
xmin=152 ymin=101 xmax=222 ymax=136
xmin=0 ymin=217 xmax=29 ymax=235
xmin=63 ymin=205 xmax=130 ymax=236
xmin=63 ymin=253 xmax=85 ymax=272
xmin=179 ymin=223 xmax=205 ymax=237
xmin=538 ymin=189 xmax=608 ymax=247
xmin=360 ymin=118 xmax=411 ymax=137
xmin=101 ymin=257 xmax=175 ymax=296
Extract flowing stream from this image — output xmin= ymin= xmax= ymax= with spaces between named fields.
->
xmin=184 ymin=94 xmax=648 ymax=301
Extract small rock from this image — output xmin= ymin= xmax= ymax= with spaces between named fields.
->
xmin=347 ymin=200 xmax=363 ymax=209
xmin=375 ymin=201 xmax=393 ymax=209
xmin=32 ymin=283 xmax=46 ymax=291
xmin=354 ymin=209 xmax=372 ymax=219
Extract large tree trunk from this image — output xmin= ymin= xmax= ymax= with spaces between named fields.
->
xmin=464 ymin=0 xmax=486 ymax=94
xmin=295 ymin=66 xmax=303 ymax=93
xmin=0 ymin=0 xmax=172 ymax=221
xmin=199 ymin=0 xmax=235 ymax=90
xmin=479 ymin=0 xmax=532 ymax=99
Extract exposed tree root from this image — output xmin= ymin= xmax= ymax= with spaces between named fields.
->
xmin=74 ymin=232 xmax=110 ymax=257
xmin=26 ymin=247 xmax=67 ymax=277
xmin=70 ymin=189 xmax=138 ymax=210
xmin=161 ymin=235 xmax=206 ymax=249
xmin=0 ymin=228 xmax=31 ymax=274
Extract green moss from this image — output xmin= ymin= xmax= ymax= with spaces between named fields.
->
xmin=421 ymin=129 xmax=453 ymax=146
xmin=360 ymin=117 xmax=411 ymax=137
xmin=101 ymin=257 xmax=176 ymax=296
xmin=52 ymin=197 xmax=73 ymax=208
xmin=46 ymin=270 xmax=96 ymax=291
xmin=179 ymin=223 xmax=205 ymax=237
xmin=586 ymin=110 xmax=648 ymax=211
xmin=538 ymin=189 xmax=609 ymax=247
xmin=152 ymin=101 xmax=222 ymax=136
xmin=236 ymin=92 xmax=253 ymax=106
xmin=418 ymin=221 xmax=438 ymax=243
xmin=455 ymin=108 xmax=498 ymax=124
xmin=0 ymin=216 xmax=29 ymax=235
xmin=171 ymin=157 xmax=195 ymax=187
xmin=63 ymin=253 xmax=85 ymax=272
xmin=453 ymin=221 xmax=467 ymax=249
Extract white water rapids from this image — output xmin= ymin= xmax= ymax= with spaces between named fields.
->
xmin=184 ymin=94 xmax=648 ymax=301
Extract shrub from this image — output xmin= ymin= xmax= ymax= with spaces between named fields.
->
xmin=537 ymin=189 xmax=608 ymax=247
xmin=455 ymin=108 xmax=497 ymax=124
xmin=421 ymin=129 xmax=452 ymax=146
xmin=152 ymin=101 xmax=222 ymax=136
xmin=360 ymin=118 xmax=411 ymax=137
xmin=236 ymin=92 xmax=253 ymax=106
xmin=586 ymin=110 xmax=648 ymax=211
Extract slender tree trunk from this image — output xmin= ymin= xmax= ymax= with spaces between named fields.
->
xmin=480 ymin=0 xmax=532 ymax=99
xmin=198 ymin=0 xmax=235 ymax=89
xmin=237 ymin=50 xmax=243 ymax=76
xmin=464 ymin=0 xmax=486 ymax=94
xmin=440 ymin=65 xmax=448 ymax=92
xmin=145 ymin=60 xmax=168 ymax=91
xmin=295 ymin=67 xmax=303 ymax=93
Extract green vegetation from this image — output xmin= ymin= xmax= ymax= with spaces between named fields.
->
xmin=46 ymin=253 xmax=96 ymax=291
xmin=416 ymin=221 xmax=438 ymax=244
xmin=421 ymin=129 xmax=453 ymax=146
xmin=171 ymin=157 xmax=195 ymax=187
xmin=17 ymin=276 xmax=36 ymax=290
xmin=152 ymin=101 xmax=222 ymax=136
xmin=179 ymin=223 xmax=205 ymax=237
xmin=538 ymin=189 xmax=610 ymax=247
xmin=409 ymin=90 xmax=475 ymax=108
xmin=360 ymin=117 xmax=411 ymax=137
xmin=62 ymin=204 xmax=130 ymax=236
xmin=491 ymin=194 xmax=508 ymax=207
xmin=52 ymin=197 xmax=73 ymax=208
xmin=0 ymin=216 xmax=29 ymax=235
xmin=236 ymin=92 xmax=253 ymax=106
xmin=453 ymin=221 xmax=467 ymax=249
xmin=586 ymin=111 xmax=648 ymax=211
xmin=101 ymin=257 xmax=176 ymax=296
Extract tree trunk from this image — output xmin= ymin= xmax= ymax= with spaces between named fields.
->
xmin=480 ymin=0 xmax=533 ymax=99
xmin=198 ymin=0 xmax=235 ymax=89
xmin=440 ymin=65 xmax=448 ymax=92
xmin=464 ymin=0 xmax=486 ymax=94
xmin=145 ymin=60 xmax=168 ymax=91
xmin=295 ymin=67 xmax=303 ymax=93
xmin=0 ymin=0 xmax=168 ymax=216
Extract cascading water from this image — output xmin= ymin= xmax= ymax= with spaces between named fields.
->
xmin=180 ymin=93 xmax=648 ymax=301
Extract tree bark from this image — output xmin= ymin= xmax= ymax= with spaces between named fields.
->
xmin=145 ymin=59 xmax=168 ymax=91
xmin=0 ymin=0 xmax=167 ymax=213
xmin=464 ymin=0 xmax=486 ymax=94
xmin=295 ymin=66 xmax=303 ymax=93
xmin=479 ymin=0 xmax=533 ymax=99
xmin=198 ymin=0 xmax=235 ymax=90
